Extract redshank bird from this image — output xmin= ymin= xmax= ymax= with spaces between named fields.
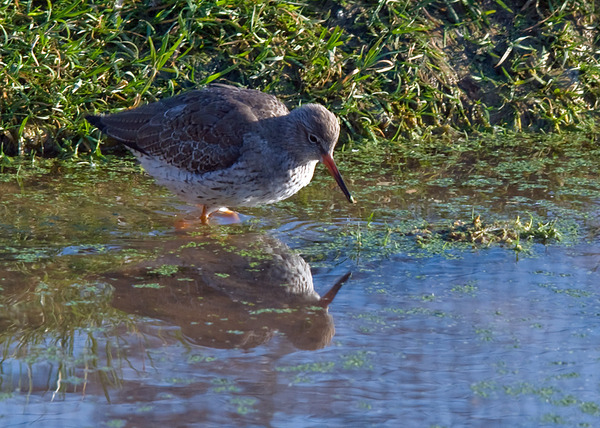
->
xmin=86 ymin=83 xmax=355 ymax=223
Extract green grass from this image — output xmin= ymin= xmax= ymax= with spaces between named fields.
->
xmin=1 ymin=0 xmax=599 ymax=157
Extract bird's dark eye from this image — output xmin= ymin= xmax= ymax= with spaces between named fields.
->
xmin=308 ymin=134 xmax=319 ymax=144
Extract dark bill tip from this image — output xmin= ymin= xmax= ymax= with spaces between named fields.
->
xmin=321 ymin=153 xmax=356 ymax=204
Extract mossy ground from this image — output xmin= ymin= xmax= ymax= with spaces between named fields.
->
xmin=1 ymin=0 xmax=599 ymax=157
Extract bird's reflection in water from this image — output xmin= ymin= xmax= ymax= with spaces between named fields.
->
xmin=108 ymin=232 xmax=350 ymax=350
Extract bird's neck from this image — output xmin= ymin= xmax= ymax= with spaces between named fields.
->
xmin=256 ymin=116 xmax=310 ymax=165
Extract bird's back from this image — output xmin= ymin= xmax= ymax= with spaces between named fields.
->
xmin=86 ymin=84 xmax=290 ymax=174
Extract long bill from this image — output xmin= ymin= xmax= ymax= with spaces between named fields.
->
xmin=319 ymin=272 xmax=352 ymax=308
xmin=320 ymin=153 xmax=356 ymax=204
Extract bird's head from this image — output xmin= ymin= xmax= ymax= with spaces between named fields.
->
xmin=288 ymin=104 xmax=355 ymax=204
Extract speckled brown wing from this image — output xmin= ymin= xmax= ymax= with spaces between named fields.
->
xmin=86 ymin=84 xmax=290 ymax=174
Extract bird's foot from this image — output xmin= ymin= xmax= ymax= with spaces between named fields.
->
xmin=210 ymin=208 xmax=241 ymax=224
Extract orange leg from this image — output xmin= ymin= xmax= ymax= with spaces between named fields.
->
xmin=175 ymin=205 xmax=210 ymax=229
xmin=200 ymin=205 xmax=210 ymax=225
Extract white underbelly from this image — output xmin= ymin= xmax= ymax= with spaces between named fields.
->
xmin=136 ymin=153 xmax=318 ymax=208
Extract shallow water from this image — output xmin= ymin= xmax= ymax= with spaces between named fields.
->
xmin=1 ymin=136 xmax=599 ymax=427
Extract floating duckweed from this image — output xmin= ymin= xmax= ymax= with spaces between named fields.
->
xmin=132 ymin=283 xmax=163 ymax=289
xmin=148 ymin=264 xmax=179 ymax=276
xmin=275 ymin=362 xmax=335 ymax=373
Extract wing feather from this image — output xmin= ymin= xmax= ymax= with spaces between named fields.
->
xmin=87 ymin=84 xmax=290 ymax=174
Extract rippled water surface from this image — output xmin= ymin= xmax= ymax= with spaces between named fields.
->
xmin=1 ymin=135 xmax=599 ymax=427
